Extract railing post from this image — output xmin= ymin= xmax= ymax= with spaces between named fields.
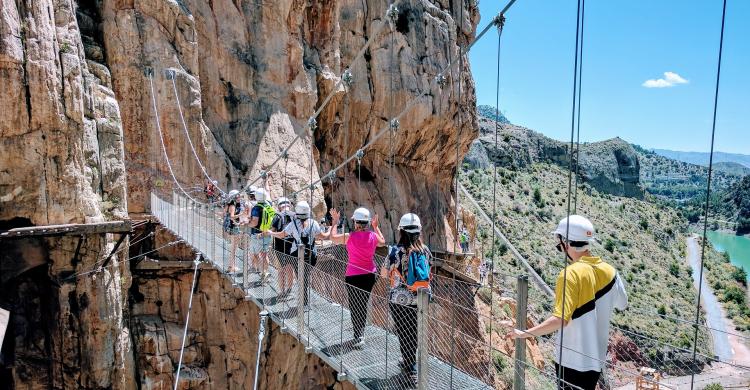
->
xmin=297 ymin=244 xmax=306 ymax=338
xmin=243 ymin=233 xmax=249 ymax=290
xmin=514 ymin=275 xmax=529 ymax=390
xmin=417 ymin=288 xmax=429 ymax=390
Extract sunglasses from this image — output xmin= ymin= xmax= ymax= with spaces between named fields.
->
xmin=555 ymin=236 xmax=567 ymax=252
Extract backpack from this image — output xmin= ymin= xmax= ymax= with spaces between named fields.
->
xmin=258 ymin=202 xmax=276 ymax=232
xmin=390 ymin=247 xmax=431 ymax=293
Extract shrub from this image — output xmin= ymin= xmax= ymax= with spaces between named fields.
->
xmin=604 ymin=239 xmax=616 ymax=253
xmin=657 ymin=305 xmax=667 ymax=316
xmin=704 ymin=384 xmax=724 ymax=390
xmin=639 ymin=219 xmax=649 ymax=230
xmin=723 ymin=285 xmax=746 ymax=306
xmin=731 ymin=266 xmax=747 ymax=286
xmin=492 ymin=351 xmax=508 ymax=372
xmin=669 ymin=262 xmax=680 ymax=277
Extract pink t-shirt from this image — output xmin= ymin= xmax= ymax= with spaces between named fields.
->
xmin=345 ymin=230 xmax=378 ymax=276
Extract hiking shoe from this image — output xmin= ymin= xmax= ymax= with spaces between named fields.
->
xmin=353 ymin=337 xmax=365 ymax=349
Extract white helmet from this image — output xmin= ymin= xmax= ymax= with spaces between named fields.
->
xmin=351 ymin=207 xmax=371 ymax=223
xmin=552 ymin=215 xmax=595 ymax=242
xmin=295 ymin=201 xmax=311 ymax=219
xmin=398 ymin=213 xmax=422 ymax=233
xmin=227 ymin=189 xmax=240 ymax=199
xmin=277 ymin=197 xmax=291 ymax=208
xmin=253 ymin=188 xmax=267 ymax=202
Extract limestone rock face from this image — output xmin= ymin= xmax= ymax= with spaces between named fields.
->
xmin=99 ymin=0 xmax=478 ymax=247
xmin=0 ymin=0 xmax=133 ymax=389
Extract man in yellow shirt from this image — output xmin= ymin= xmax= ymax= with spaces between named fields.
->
xmin=506 ymin=215 xmax=628 ymax=390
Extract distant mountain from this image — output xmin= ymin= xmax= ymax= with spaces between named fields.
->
xmin=714 ymin=162 xmax=750 ymax=177
xmin=652 ymin=149 xmax=750 ymax=168
xmin=477 ymin=105 xmax=510 ymax=124
xmin=468 ymin=116 xmax=643 ymax=198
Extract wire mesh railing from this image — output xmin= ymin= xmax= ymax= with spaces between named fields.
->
xmin=150 ymin=191 xmax=749 ymax=389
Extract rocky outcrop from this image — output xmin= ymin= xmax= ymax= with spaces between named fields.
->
xmin=475 ymin=116 xmax=644 ymax=198
xmin=98 ymin=0 xmax=478 ymax=248
xmin=0 ymin=0 xmax=132 ymax=388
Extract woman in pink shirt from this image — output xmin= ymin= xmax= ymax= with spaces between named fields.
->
xmin=330 ymin=207 xmax=385 ymax=347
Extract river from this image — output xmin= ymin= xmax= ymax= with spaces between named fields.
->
xmin=706 ymin=230 xmax=750 ymax=280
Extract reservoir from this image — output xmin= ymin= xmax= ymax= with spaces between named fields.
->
xmin=706 ymin=230 xmax=750 ymax=281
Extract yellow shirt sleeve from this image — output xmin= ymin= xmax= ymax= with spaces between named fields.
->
xmin=553 ymin=267 xmax=579 ymax=321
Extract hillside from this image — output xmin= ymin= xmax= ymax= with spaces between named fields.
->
xmin=714 ymin=162 xmax=750 ymax=177
xmin=471 ymin=116 xmax=644 ymax=198
xmin=463 ymin=112 xmax=750 ymax=363
xmin=721 ymin=176 xmax=750 ymax=234
xmin=635 ymin=146 xmax=740 ymax=203
xmin=653 ymin=149 xmax=750 ymax=168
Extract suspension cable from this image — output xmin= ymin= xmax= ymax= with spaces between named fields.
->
xmin=169 ymin=71 xmax=225 ymax=195
xmin=488 ymin=13 xmax=505 ymax=372
xmin=148 ymin=72 xmax=206 ymax=205
xmin=449 ymin=1 xmax=467 ymax=385
xmin=572 ymin=1 xmax=585 ymax=213
xmin=558 ymin=0 xmax=584 ymax=385
xmin=174 ymin=255 xmax=202 ymax=390
xmin=241 ymin=13 xmax=392 ymax=193
xmin=690 ymin=0 xmax=727 ymax=388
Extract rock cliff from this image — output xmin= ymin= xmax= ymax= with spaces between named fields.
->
xmin=1 ymin=0 xmax=480 ymax=388
xmin=0 ymin=0 xmax=132 ymax=388
xmin=474 ymin=115 xmax=644 ymax=198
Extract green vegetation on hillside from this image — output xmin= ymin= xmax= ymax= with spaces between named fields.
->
xmin=461 ymin=163 xmax=713 ymax=354
xmin=477 ymin=104 xmax=510 ymax=124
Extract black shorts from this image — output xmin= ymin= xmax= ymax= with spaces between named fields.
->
xmin=554 ymin=363 xmax=601 ymax=390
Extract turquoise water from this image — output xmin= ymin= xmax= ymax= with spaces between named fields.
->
xmin=706 ymin=230 xmax=750 ymax=280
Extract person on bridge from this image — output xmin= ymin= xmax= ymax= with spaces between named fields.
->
xmin=222 ymin=190 xmax=242 ymax=274
xmin=271 ymin=197 xmax=295 ymax=299
xmin=383 ymin=213 xmax=432 ymax=377
xmin=329 ymin=207 xmax=385 ymax=348
xmin=266 ymin=201 xmax=331 ymax=307
xmin=505 ymin=215 xmax=628 ymax=390
xmin=247 ymin=188 xmax=274 ymax=280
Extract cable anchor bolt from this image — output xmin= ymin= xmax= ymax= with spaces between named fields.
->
xmin=436 ymin=74 xmax=447 ymax=89
xmin=355 ymin=149 xmax=365 ymax=162
xmin=144 ymin=67 xmax=154 ymax=77
xmin=327 ymin=170 xmax=336 ymax=183
xmin=387 ymin=4 xmax=399 ymax=24
xmin=390 ymin=118 xmax=400 ymax=132
xmin=308 ymin=117 xmax=318 ymax=131
xmin=164 ymin=68 xmax=176 ymax=80
xmin=493 ymin=13 xmax=506 ymax=30
xmin=259 ymin=170 xmax=268 ymax=179
xmin=342 ymin=69 xmax=353 ymax=87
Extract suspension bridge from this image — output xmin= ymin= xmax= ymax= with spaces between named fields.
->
xmin=128 ymin=0 xmax=750 ymax=388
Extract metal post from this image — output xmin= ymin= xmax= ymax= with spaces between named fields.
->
xmin=243 ymin=232 xmax=248 ymax=290
xmin=173 ymin=255 xmax=201 ymax=390
xmin=253 ymin=310 xmax=269 ymax=390
xmin=417 ymin=288 xmax=429 ymax=390
xmin=514 ymin=275 xmax=529 ymax=390
xmin=296 ymin=245 xmax=306 ymax=337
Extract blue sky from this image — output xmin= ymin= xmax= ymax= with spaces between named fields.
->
xmin=469 ymin=0 xmax=749 ymax=154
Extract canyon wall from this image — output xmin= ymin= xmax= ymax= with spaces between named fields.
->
xmin=1 ymin=0 xmax=481 ymax=387
xmin=0 ymin=0 xmax=132 ymax=388
xmin=100 ymin=0 xmax=479 ymax=247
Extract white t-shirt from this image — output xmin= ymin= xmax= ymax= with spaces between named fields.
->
xmin=282 ymin=219 xmax=323 ymax=253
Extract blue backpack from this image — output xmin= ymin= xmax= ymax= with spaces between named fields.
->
xmin=389 ymin=247 xmax=431 ymax=292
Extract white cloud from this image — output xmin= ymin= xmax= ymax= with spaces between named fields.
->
xmin=642 ymin=71 xmax=689 ymax=88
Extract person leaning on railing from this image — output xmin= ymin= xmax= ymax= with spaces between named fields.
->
xmin=265 ymin=201 xmax=331 ymax=306
xmin=329 ymin=207 xmax=386 ymax=348
xmin=505 ymin=215 xmax=628 ymax=390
